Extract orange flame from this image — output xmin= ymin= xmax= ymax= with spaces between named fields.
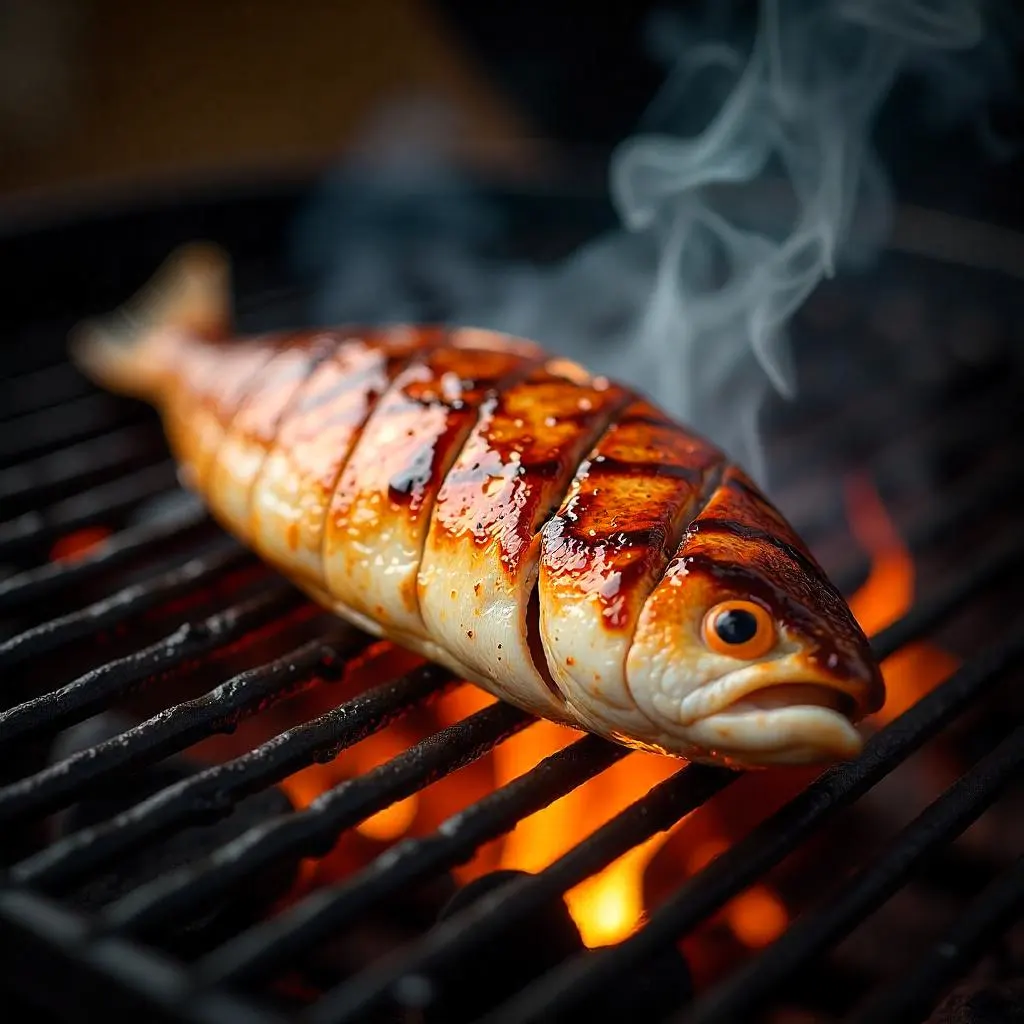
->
xmin=844 ymin=473 xmax=914 ymax=637
xmin=844 ymin=472 xmax=961 ymax=722
xmin=487 ymin=722 xmax=680 ymax=947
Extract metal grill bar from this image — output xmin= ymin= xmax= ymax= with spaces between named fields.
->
xmin=302 ymin=771 xmax=739 ymax=1024
xmin=0 ymin=541 xmax=249 ymax=672
xmin=0 ymin=627 xmax=368 ymax=825
xmin=12 ymin=520 xmax=1011 ymax=1015
xmin=0 ymin=342 xmax=70 ymax=380
xmin=16 ymin=462 xmax=1007 ymax=999
xmin=199 ymin=735 xmax=630 ymax=986
xmin=468 ymin=624 xmax=1024 ymax=1024
xmin=0 ymin=887 xmax=282 ymax=1024
xmin=0 ymin=452 xmax=1017 ymax=1024
xmin=0 ymin=498 xmax=209 ymax=611
xmin=10 ymin=663 xmax=456 ymax=890
xmin=0 ymin=425 xmax=162 ymax=508
xmin=888 ymin=457 xmax=1021 ymax=553
xmin=0 ymin=393 xmax=144 ymax=466
xmin=857 ymin=538 xmax=1021 ymax=655
xmin=0 ymin=363 xmax=90 ymax=421
xmin=677 ymin=724 xmax=1024 ymax=1024
xmin=0 ymin=580 xmax=302 ymax=747
xmin=0 ymin=460 xmax=179 ymax=559
xmin=99 ymin=701 xmax=534 ymax=937
xmin=866 ymin=381 xmax=1024 ymax=478
xmin=782 ymin=413 xmax=1024 ymax=561
xmin=845 ymin=854 xmax=1024 ymax=1024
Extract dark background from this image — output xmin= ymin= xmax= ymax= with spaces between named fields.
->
xmin=2 ymin=1 xmax=1021 ymax=211
xmin=1 ymin=0 xmax=1022 ymax=334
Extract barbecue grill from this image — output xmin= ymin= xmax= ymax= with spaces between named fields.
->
xmin=1 ymin=168 xmax=1023 ymax=1024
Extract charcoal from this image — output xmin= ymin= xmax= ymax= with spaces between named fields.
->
xmin=277 ymin=872 xmax=460 ymax=1001
xmin=412 ymin=869 xmax=584 ymax=1023
xmin=410 ymin=869 xmax=692 ymax=1023
xmin=927 ymin=980 xmax=1024 ymax=1024
xmin=606 ymin=943 xmax=692 ymax=1020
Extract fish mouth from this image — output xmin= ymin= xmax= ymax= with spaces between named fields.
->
xmin=670 ymin=659 xmax=867 ymax=766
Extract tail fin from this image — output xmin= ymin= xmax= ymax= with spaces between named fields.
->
xmin=69 ymin=242 xmax=233 ymax=402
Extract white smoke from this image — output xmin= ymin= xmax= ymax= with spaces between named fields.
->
xmin=293 ymin=0 xmax=1010 ymax=486
xmin=580 ymin=0 xmax=985 ymax=482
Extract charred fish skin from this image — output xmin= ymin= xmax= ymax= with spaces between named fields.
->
xmin=70 ymin=243 xmax=885 ymax=769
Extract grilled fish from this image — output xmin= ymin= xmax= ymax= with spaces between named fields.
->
xmin=70 ymin=244 xmax=885 ymax=768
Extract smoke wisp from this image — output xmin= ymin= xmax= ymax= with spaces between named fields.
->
xmin=292 ymin=0 xmax=1017 ymax=486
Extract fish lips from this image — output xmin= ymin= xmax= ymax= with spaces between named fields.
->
xmin=650 ymin=655 xmax=873 ymax=765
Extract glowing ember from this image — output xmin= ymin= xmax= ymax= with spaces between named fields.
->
xmin=351 ymin=729 xmax=421 ymax=843
xmin=49 ymin=526 xmax=111 ymax=562
xmin=358 ymin=793 xmax=419 ymax=842
xmin=726 ymin=886 xmax=789 ymax=947
xmin=843 ymin=472 xmax=914 ymax=636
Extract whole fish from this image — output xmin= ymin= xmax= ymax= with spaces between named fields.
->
xmin=70 ymin=243 xmax=884 ymax=768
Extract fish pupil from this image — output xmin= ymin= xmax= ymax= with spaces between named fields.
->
xmin=715 ymin=608 xmax=758 ymax=645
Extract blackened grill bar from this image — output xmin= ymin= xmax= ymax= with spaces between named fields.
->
xmin=0 ymin=459 xmax=180 ymax=560
xmin=3 ymin=627 xmax=1021 ymax=1024
xmin=92 ymin=516 xmax=1008 ymax=942
xmin=773 ymin=372 xmax=1024 ymax=513
xmin=0 ymin=424 xmax=163 ymax=510
xmin=140 ymin=534 xmax=1024 ymax=992
xmin=0 ymin=498 xmax=211 ymax=611
xmin=829 ymin=471 xmax=1024 ymax=595
xmin=8 ymin=662 xmax=459 ymax=891
xmin=0 ymin=392 xmax=147 ymax=467
xmin=0 ymin=362 xmax=92 ymax=421
xmin=0 ymin=542 xmax=258 ymax=673
xmin=0 ymin=887 xmax=284 ymax=1024
xmin=96 ymin=700 xmax=535 ymax=936
xmin=847 ymin=854 xmax=1024 ymax=1024
xmin=199 ymin=734 xmax=632 ymax=988
xmin=0 ymin=626 xmax=367 ymax=825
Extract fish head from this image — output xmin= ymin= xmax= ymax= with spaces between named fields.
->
xmin=625 ymin=468 xmax=885 ymax=769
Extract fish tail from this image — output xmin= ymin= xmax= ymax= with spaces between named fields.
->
xmin=69 ymin=242 xmax=233 ymax=403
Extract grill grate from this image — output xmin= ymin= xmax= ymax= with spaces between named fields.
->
xmin=2 ymin=223 xmax=1023 ymax=1024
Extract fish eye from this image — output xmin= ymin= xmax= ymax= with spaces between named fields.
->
xmin=702 ymin=599 xmax=776 ymax=659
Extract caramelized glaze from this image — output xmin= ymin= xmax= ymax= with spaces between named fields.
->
xmin=418 ymin=358 xmax=632 ymax=715
xmin=538 ymin=400 xmax=726 ymax=738
xmin=321 ymin=338 xmax=542 ymax=639
xmin=249 ymin=327 xmax=442 ymax=583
